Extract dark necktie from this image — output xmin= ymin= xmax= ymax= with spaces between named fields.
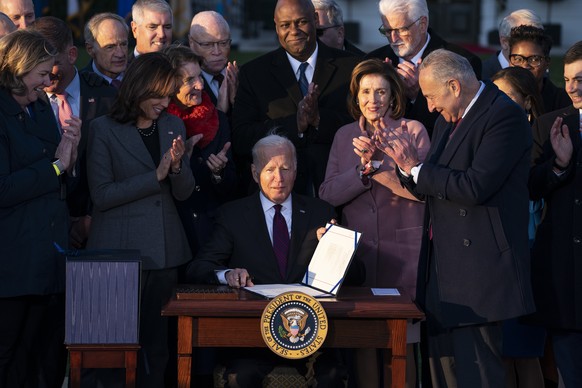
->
xmin=110 ymin=79 xmax=122 ymax=89
xmin=213 ymin=73 xmax=224 ymax=88
xmin=272 ymin=204 xmax=289 ymax=278
xmin=298 ymin=62 xmax=309 ymax=96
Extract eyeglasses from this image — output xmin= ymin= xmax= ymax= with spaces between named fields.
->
xmin=378 ymin=17 xmax=422 ymax=38
xmin=316 ymin=24 xmax=340 ymax=37
xmin=191 ymin=39 xmax=231 ymax=50
xmin=509 ymin=54 xmax=547 ymax=68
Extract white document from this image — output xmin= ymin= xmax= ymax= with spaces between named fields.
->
xmin=245 ymin=224 xmax=362 ymax=299
xmin=302 ymin=224 xmax=361 ymax=294
xmin=244 ymin=284 xmax=332 ymax=298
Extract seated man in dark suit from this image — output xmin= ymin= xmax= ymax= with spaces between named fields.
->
xmin=366 ymin=0 xmax=481 ymax=137
xmin=188 ymin=134 xmax=355 ymax=387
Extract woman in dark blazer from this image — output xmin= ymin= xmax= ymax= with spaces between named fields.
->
xmin=86 ymin=52 xmax=194 ymax=388
xmin=0 ymin=30 xmax=80 ymax=387
xmin=163 ymin=44 xmax=237 ymax=258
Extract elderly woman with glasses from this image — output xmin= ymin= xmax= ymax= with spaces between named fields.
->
xmin=86 ymin=52 xmax=194 ymax=387
xmin=163 ymin=44 xmax=237 ymax=260
xmin=508 ymin=25 xmax=571 ymax=113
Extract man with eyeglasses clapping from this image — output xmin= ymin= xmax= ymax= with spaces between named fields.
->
xmin=366 ymin=0 xmax=481 ymax=138
xmin=189 ymin=11 xmax=238 ymax=115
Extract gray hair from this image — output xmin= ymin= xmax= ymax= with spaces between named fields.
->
xmin=378 ymin=0 xmax=429 ymax=25
xmin=499 ymin=9 xmax=542 ymax=38
xmin=84 ymin=12 xmax=129 ymax=45
xmin=312 ymin=0 xmax=343 ymax=26
xmin=419 ymin=49 xmax=475 ymax=85
xmin=0 ymin=12 xmax=16 ymax=36
xmin=189 ymin=10 xmax=230 ymax=38
xmin=252 ymin=134 xmax=297 ymax=170
xmin=132 ymin=0 xmax=173 ymax=25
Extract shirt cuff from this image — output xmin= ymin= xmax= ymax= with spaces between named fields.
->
xmin=215 ymin=269 xmax=230 ymax=285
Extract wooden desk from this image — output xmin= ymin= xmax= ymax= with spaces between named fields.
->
xmin=162 ymin=287 xmax=423 ymax=388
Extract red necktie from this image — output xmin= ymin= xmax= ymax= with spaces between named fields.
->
xmin=273 ymin=204 xmax=289 ymax=278
xmin=56 ymin=93 xmax=72 ymax=131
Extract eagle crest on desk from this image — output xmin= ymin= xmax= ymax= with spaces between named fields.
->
xmin=279 ymin=308 xmax=311 ymax=343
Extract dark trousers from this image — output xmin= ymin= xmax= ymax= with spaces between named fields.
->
xmin=428 ymin=323 xmax=504 ymax=388
xmin=551 ymin=329 xmax=582 ymax=388
xmin=0 ymin=295 xmax=66 ymax=388
xmin=137 ymin=267 xmax=178 ymax=388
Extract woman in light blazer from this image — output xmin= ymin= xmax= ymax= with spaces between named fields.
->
xmin=86 ymin=52 xmax=194 ymax=388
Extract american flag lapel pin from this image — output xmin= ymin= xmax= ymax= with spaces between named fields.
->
xmin=88 ymin=98 xmax=95 ymax=103
xmin=168 ymin=131 xmax=174 ymax=135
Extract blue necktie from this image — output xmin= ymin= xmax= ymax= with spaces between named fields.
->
xmin=273 ymin=204 xmax=289 ymax=279
xmin=298 ymin=62 xmax=309 ymax=96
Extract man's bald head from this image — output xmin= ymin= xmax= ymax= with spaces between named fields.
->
xmin=0 ymin=0 xmax=35 ymax=30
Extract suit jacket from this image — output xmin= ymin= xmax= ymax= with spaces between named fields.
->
xmin=366 ymin=29 xmax=482 ymax=137
xmin=187 ymin=192 xmax=336 ymax=285
xmin=528 ymin=105 xmax=582 ymax=330
xmin=0 ymin=88 xmax=68 ymax=297
xmin=174 ymin=110 xmax=238 ymax=256
xmin=399 ymin=82 xmax=534 ymax=328
xmin=344 ymin=39 xmax=366 ymax=57
xmin=66 ymin=71 xmax=117 ymax=217
xmin=86 ymin=112 xmax=195 ymax=270
xmin=232 ymin=43 xmax=361 ymax=195
xmin=319 ymin=120 xmax=429 ymax=297
xmin=481 ymin=52 xmax=503 ymax=81
xmin=541 ymin=77 xmax=571 ymax=115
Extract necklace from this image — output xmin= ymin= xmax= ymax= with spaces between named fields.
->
xmin=137 ymin=120 xmax=157 ymax=137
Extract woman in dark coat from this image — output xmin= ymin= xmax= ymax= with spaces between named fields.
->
xmin=164 ymin=44 xmax=237 ymax=257
xmin=0 ymin=30 xmax=80 ymax=387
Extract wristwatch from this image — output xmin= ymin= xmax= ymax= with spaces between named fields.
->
xmin=52 ymin=159 xmax=65 ymax=176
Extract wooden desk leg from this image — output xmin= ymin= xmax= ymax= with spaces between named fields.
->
xmin=69 ymin=350 xmax=82 ymax=388
xmin=125 ymin=349 xmax=138 ymax=388
xmin=177 ymin=316 xmax=193 ymax=388
xmin=388 ymin=319 xmax=407 ymax=388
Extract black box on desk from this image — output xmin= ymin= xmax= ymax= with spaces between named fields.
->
xmin=65 ymin=249 xmax=141 ymax=344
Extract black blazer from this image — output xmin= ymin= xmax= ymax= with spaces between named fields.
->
xmin=399 ymin=82 xmax=535 ymax=328
xmin=187 ymin=193 xmax=336 ymax=284
xmin=0 ymin=88 xmax=69 ymax=296
xmin=366 ymin=29 xmax=482 ymax=137
xmin=66 ymin=71 xmax=118 ymax=217
xmin=528 ymin=105 xmax=582 ymax=330
xmin=481 ymin=52 xmax=503 ymax=81
xmin=232 ymin=43 xmax=360 ymax=194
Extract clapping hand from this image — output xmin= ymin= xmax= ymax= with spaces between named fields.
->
xmin=297 ymin=83 xmax=320 ymax=134
xmin=207 ymin=142 xmax=230 ymax=176
xmin=374 ymin=119 xmax=419 ymax=174
xmin=550 ymin=116 xmax=573 ymax=169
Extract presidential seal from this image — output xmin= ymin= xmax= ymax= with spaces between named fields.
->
xmin=260 ymin=291 xmax=328 ymax=359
